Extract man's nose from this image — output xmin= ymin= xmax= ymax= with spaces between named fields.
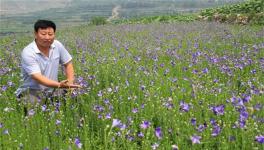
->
xmin=43 ymin=35 xmax=52 ymax=40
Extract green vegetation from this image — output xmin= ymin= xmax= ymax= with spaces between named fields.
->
xmin=198 ymin=0 xmax=264 ymax=25
xmin=111 ymin=14 xmax=197 ymax=24
xmin=90 ymin=16 xmax=107 ymax=25
xmin=0 ymin=1 xmax=263 ymax=150
xmin=0 ymin=21 xmax=263 ymax=150
xmin=110 ymin=0 xmax=264 ymax=25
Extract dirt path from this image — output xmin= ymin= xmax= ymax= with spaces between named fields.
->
xmin=107 ymin=5 xmax=121 ymax=21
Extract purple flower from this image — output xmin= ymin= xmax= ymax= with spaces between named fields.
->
xmin=138 ymin=132 xmax=144 ymax=138
xmin=239 ymin=110 xmax=249 ymax=120
xmin=97 ymin=90 xmax=103 ymax=97
xmin=164 ymin=101 xmax=174 ymax=109
xmin=105 ymin=113 xmax=111 ymax=119
xmin=250 ymin=69 xmax=256 ymax=74
xmin=126 ymin=134 xmax=134 ymax=141
xmin=125 ymin=80 xmax=130 ymax=86
xmin=191 ymin=135 xmax=201 ymax=144
xmin=55 ymin=120 xmax=61 ymax=125
xmin=164 ymin=68 xmax=170 ymax=76
xmin=197 ymin=124 xmax=207 ymax=132
xmin=74 ymin=137 xmax=82 ymax=149
xmin=112 ymin=119 xmax=122 ymax=128
xmin=151 ymin=143 xmax=159 ymax=150
xmin=229 ymin=136 xmax=236 ymax=142
xmin=191 ymin=118 xmax=196 ymax=126
xmin=28 ymin=109 xmax=35 ymax=116
xmin=141 ymin=104 xmax=145 ymax=109
xmin=194 ymin=42 xmax=199 ymax=49
xmin=180 ymin=101 xmax=190 ymax=112
xmin=98 ymin=114 xmax=103 ymax=119
xmin=254 ymin=103 xmax=263 ymax=111
xmin=155 ymin=127 xmax=163 ymax=140
xmin=211 ymin=104 xmax=225 ymax=115
xmin=93 ymin=105 xmax=104 ymax=112
xmin=140 ymin=85 xmax=146 ymax=91
xmin=230 ymin=96 xmax=244 ymax=107
xmin=239 ymin=119 xmax=246 ymax=128
xmin=210 ymin=118 xmax=217 ymax=126
xmin=140 ymin=121 xmax=151 ymax=129
xmin=192 ymin=69 xmax=198 ymax=74
xmin=213 ymin=79 xmax=219 ymax=83
xmin=41 ymin=105 xmax=47 ymax=112
xmin=1 ymin=86 xmax=7 ymax=91
xmin=119 ymin=124 xmax=127 ymax=130
xmin=3 ymin=129 xmax=9 ymax=135
xmin=0 ymin=123 xmax=3 ymax=128
xmin=211 ymin=125 xmax=221 ymax=137
xmin=242 ymin=94 xmax=251 ymax=103
xmin=132 ymin=108 xmax=138 ymax=113
xmin=255 ymin=135 xmax=264 ymax=144
xmin=104 ymin=99 xmax=110 ymax=104
xmin=127 ymin=117 xmax=133 ymax=125
xmin=202 ymin=68 xmax=209 ymax=74
xmin=172 ymin=144 xmax=179 ymax=150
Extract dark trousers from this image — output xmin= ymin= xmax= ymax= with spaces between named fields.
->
xmin=17 ymin=89 xmax=68 ymax=116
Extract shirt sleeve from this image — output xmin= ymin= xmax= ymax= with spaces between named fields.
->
xmin=56 ymin=41 xmax=72 ymax=64
xmin=21 ymin=49 xmax=41 ymax=75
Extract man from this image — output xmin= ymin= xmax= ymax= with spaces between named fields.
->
xmin=15 ymin=20 xmax=81 ymax=105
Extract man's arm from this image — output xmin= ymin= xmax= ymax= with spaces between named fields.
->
xmin=31 ymin=73 xmax=80 ymax=88
xmin=64 ymin=61 xmax=75 ymax=84
xmin=31 ymin=73 xmax=60 ymax=88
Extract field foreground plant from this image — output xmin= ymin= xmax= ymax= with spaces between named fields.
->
xmin=0 ymin=22 xmax=263 ymax=149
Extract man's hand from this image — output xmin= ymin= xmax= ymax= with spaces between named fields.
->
xmin=58 ymin=80 xmax=81 ymax=88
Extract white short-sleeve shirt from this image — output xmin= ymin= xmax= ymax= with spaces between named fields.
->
xmin=15 ymin=40 xmax=72 ymax=96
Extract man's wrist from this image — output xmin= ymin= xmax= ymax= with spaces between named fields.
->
xmin=57 ymin=82 xmax=61 ymax=88
xmin=67 ymin=79 xmax=74 ymax=84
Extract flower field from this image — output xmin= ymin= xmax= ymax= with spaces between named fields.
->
xmin=0 ymin=22 xmax=263 ymax=149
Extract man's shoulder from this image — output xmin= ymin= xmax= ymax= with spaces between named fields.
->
xmin=23 ymin=41 xmax=35 ymax=50
xmin=21 ymin=41 xmax=36 ymax=56
xmin=53 ymin=40 xmax=63 ymax=47
xmin=53 ymin=40 xmax=68 ymax=53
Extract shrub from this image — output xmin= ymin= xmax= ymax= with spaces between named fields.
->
xmin=90 ymin=16 xmax=107 ymax=26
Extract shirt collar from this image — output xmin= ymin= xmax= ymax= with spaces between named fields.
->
xmin=33 ymin=40 xmax=56 ymax=54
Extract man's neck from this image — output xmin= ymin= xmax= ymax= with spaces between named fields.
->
xmin=37 ymin=44 xmax=50 ymax=57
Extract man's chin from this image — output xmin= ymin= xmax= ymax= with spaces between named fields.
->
xmin=42 ymin=43 xmax=52 ymax=47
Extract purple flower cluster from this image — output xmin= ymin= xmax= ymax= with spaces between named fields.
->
xmin=179 ymin=101 xmax=191 ymax=112
xmin=210 ymin=104 xmax=225 ymax=116
xmin=255 ymin=135 xmax=264 ymax=144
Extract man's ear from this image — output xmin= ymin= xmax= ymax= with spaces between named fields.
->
xmin=34 ymin=31 xmax=37 ymax=38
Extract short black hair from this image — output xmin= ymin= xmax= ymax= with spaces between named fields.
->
xmin=34 ymin=20 xmax=56 ymax=32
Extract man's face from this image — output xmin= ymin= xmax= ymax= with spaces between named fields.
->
xmin=35 ymin=27 xmax=55 ymax=48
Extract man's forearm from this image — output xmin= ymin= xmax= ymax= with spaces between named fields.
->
xmin=31 ymin=73 xmax=60 ymax=88
xmin=31 ymin=71 xmax=81 ymax=89
xmin=64 ymin=62 xmax=75 ymax=83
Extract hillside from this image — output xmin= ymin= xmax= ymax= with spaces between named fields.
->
xmin=0 ymin=0 xmax=245 ymax=33
xmin=198 ymin=0 xmax=264 ymax=24
xmin=0 ymin=0 xmax=72 ymax=15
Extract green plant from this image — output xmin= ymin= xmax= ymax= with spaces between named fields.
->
xmin=198 ymin=0 xmax=264 ymax=25
xmin=90 ymin=16 xmax=107 ymax=26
